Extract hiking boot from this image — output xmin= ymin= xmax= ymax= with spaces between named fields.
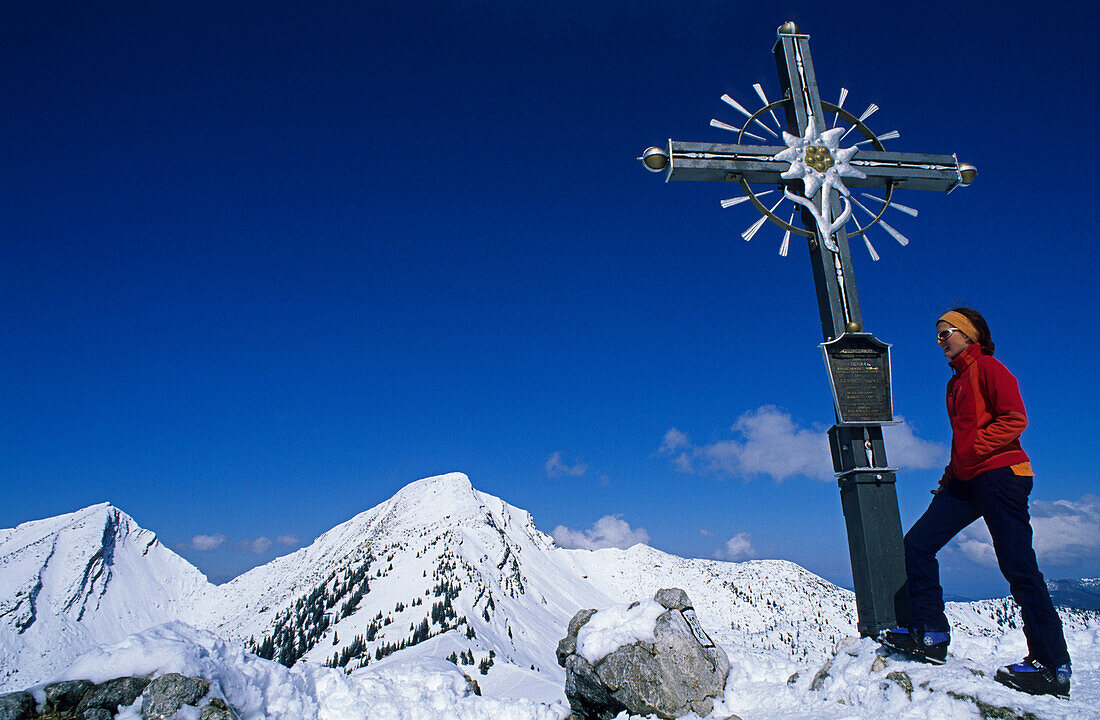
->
xmin=995 ymin=657 xmax=1071 ymax=699
xmin=877 ymin=626 xmax=949 ymax=665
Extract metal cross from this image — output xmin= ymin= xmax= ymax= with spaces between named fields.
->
xmin=640 ymin=22 xmax=976 ymax=637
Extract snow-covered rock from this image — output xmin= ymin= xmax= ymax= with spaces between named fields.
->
xmin=558 ymin=588 xmax=730 ymax=719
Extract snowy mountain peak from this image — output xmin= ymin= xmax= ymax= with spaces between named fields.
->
xmin=371 ymin=471 xmax=488 ymax=530
xmin=394 ymin=471 xmax=475 ymax=500
xmin=1 ymin=502 xmax=149 ymax=630
xmin=0 ymin=503 xmax=211 ymax=691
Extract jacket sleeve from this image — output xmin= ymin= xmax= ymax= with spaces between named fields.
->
xmin=937 ymin=465 xmax=953 ymax=491
xmin=973 ymin=359 xmax=1028 ymax=456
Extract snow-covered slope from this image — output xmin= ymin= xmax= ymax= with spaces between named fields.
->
xmin=560 ymin=545 xmax=858 ymax=663
xmin=2 ymin=474 xmax=864 ymax=695
xmin=0 ymin=503 xmax=211 ymax=690
xmin=196 ymin=472 xmax=614 ymax=692
xmin=3 ymin=472 xmax=1098 ymax=720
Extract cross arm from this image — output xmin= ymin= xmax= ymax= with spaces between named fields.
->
xmin=662 ymin=140 xmax=968 ymax=192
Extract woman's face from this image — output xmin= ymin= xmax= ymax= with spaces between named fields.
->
xmin=936 ymin=320 xmax=972 ymax=360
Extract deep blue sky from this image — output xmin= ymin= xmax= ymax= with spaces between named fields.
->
xmin=3 ymin=1 xmax=1098 ymax=598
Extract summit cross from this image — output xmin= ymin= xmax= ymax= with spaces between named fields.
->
xmin=640 ymin=22 xmax=976 ymax=637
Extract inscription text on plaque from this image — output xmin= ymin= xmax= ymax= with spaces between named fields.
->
xmin=820 ymin=333 xmax=895 ymax=426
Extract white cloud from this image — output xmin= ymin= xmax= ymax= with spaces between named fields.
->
xmin=661 ymin=406 xmax=829 ymax=481
xmin=1031 ymin=495 xmax=1100 ymax=565
xmin=181 ymin=532 xmax=300 ymax=555
xmin=275 ymin=534 xmax=301 ymax=547
xmin=185 ymin=533 xmax=227 ymax=551
xmin=660 ymin=428 xmax=690 ymax=453
xmin=546 ymin=452 xmax=587 ymax=478
xmin=952 ymin=495 xmax=1100 ymax=568
xmin=953 ymin=525 xmax=998 ymax=567
xmin=552 ymin=515 xmax=649 ymax=550
xmin=881 ymin=418 xmax=946 ymax=470
xmin=237 ymin=536 xmax=273 ymax=554
xmin=660 ymin=406 xmax=945 ymax=482
xmin=716 ymin=532 xmax=757 ymax=561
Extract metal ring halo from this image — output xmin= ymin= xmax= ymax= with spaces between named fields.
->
xmin=732 ymin=99 xmax=895 ymax=239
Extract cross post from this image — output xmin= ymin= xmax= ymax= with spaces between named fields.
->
xmin=641 ymin=23 xmax=975 ymax=637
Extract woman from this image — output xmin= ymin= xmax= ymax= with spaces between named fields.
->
xmin=880 ymin=308 xmax=1071 ymax=698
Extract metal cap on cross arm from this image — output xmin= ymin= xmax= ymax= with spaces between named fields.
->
xmin=639 ymin=146 xmax=670 ymax=172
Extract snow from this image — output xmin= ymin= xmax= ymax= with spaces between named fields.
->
xmin=39 ymin=617 xmax=1100 ymax=720
xmin=0 ymin=503 xmax=209 ymax=690
xmin=5 ymin=474 xmax=1100 ymax=720
xmin=575 ymin=599 xmax=665 ymax=664
xmin=52 ymin=622 xmax=569 ymax=720
xmin=710 ymin=634 xmax=1100 ymax=720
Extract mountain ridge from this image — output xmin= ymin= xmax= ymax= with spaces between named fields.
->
xmin=0 ymin=502 xmax=210 ymax=690
xmin=2 ymin=472 xmax=1097 ymax=701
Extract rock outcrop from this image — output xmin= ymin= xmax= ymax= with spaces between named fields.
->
xmin=0 ymin=673 xmax=236 ymax=720
xmin=557 ymin=587 xmax=731 ymax=720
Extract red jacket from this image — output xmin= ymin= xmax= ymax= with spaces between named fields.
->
xmin=945 ymin=343 xmax=1032 ymax=481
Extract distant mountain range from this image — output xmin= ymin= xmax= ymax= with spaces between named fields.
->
xmin=1 ymin=472 xmax=1095 ymax=695
xmin=1047 ymin=578 xmax=1100 ymax=609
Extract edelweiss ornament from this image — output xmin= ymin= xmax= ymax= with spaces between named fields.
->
xmin=774 ymin=118 xmax=865 ymax=252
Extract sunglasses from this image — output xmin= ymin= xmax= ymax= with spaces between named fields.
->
xmin=937 ymin=327 xmax=967 ymax=342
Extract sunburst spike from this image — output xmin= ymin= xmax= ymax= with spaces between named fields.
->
xmin=752 ymin=83 xmax=782 ymax=130
xmin=850 ymin=216 xmax=879 ymax=261
xmin=754 ymin=119 xmax=780 ymax=138
xmin=860 ymin=192 xmax=918 ymax=217
xmin=720 ymin=94 xmax=778 ymax=138
xmin=741 ymin=197 xmax=784 ymax=241
xmin=863 ymin=234 xmax=881 ymax=261
xmin=742 ymin=215 xmax=768 ymax=241
xmin=851 ymin=195 xmax=877 ymax=219
xmin=711 ymin=119 xmax=764 ymax=141
xmin=878 ymin=218 xmax=910 ymax=246
xmin=722 ymin=189 xmax=772 ymax=209
xmin=779 ymin=212 xmax=795 ymax=256
xmin=853 ymin=129 xmax=900 ymax=146
xmin=889 ymin=200 xmax=918 ymax=217
xmin=721 ymin=94 xmax=753 ymax=117
xmin=831 ymin=88 xmax=849 ymax=127
xmin=840 ymin=103 xmax=881 ymax=142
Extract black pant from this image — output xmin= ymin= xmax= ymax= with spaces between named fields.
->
xmin=903 ymin=466 xmax=1070 ymax=667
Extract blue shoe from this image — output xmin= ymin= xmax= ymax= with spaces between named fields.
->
xmin=878 ymin=626 xmax=949 ymax=665
xmin=995 ymin=657 xmax=1071 ymax=699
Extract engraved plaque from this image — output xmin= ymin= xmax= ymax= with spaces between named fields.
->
xmin=682 ymin=609 xmax=714 ymax=648
xmin=820 ymin=333 xmax=894 ymax=426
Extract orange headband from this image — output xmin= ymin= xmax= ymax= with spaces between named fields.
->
xmin=938 ymin=311 xmax=979 ymax=344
